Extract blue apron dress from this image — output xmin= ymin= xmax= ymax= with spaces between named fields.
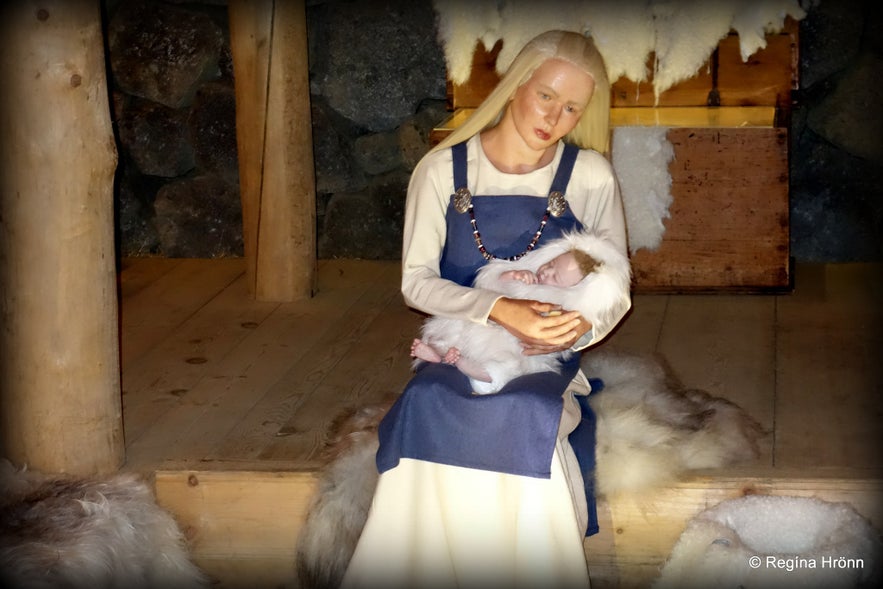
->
xmin=376 ymin=141 xmax=600 ymax=536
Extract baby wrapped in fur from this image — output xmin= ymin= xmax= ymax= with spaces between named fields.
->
xmin=412 ymin=230 xmax=631 ymax=394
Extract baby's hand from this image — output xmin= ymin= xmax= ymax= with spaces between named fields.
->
xmin=500 ymin=269 xmax=537 ymax=284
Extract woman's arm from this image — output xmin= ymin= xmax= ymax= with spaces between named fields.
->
xmin=401 ymin=151 xmax=502 ymax=323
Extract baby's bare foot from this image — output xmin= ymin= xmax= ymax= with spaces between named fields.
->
xmin=443 ymin=347 xmax=461 ymax=365
xmin=411 ymin=339 xmax=443 ymax=363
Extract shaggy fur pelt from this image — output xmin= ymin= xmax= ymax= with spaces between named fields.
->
xmin=654 ymin=495 xmax=882 ymax=588
xmin=295 ymin=401 xmax=393 ymax=589
xmin=294 ymin=351 xmax=765 ymax=588
xmin=0 ymin=460 xmax=208 ymax=589
xmin=432 ymin=0 xmax=807 ymax=99
xmin=584 ymin=349 xmax=765 ymax=496
xmin=611 ymin=127 xmax=676 ymax=254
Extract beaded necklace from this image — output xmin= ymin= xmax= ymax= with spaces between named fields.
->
xmin=454 ymin=187 xmax=568 ymax=261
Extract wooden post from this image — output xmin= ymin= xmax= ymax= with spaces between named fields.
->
xmin=0 ymin=0 xmax=123 ymax=474
xmin=229 ymin=0 xmax=317 ymax=301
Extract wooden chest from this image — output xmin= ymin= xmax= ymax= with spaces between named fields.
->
xmin=431 ymin=20 xmax=798 ymax=292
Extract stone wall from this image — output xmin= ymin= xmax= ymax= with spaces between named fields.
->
xmin=109 ymin=0 xmax=242 ymax=257
xmin=109 ymin=0 xmax=881 ymax=263
xmin=109 ymin=0 xmax=446 ymax=260
xmin=306 ymin=0 xmax=447 ymax=259
xmin=790 ymin=0 xmax=882 ymax=262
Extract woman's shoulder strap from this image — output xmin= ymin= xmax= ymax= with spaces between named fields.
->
xmin=451 ymin=140 xmax=469 ymax=192
xmin=549 ymin=143 xmax=581 ymax=195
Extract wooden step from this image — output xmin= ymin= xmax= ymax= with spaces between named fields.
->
xmin=153 ymin=468 xmax=318 ymax=589
xmin=152 ymin=466 xmax=883 ymax=588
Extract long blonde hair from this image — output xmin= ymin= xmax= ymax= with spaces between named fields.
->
xmin=433 ymin=30 xmax=610 ymax=155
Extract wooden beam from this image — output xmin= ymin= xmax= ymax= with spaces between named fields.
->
xmin=0 ymin=0 xmax=123 ymax=474
xmin=229 ymin=0 xmax=317 ymax=302
xmin=154 ymin=469 xmax=319 ymax=587
xmin=152 ymin=467 xmax=882 ymax=588
xmin=228 ymin=0 xmax=272 ymax=300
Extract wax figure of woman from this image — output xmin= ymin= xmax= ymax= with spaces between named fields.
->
xmin=341 ymin=30 xmax=630 ymax=588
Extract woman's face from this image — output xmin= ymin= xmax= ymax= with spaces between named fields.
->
xmin=509 ymin=58 xmax=595 ymax=151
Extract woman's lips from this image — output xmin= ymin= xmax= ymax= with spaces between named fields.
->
xmin=535 ymin=128 xmax=551 ymax=141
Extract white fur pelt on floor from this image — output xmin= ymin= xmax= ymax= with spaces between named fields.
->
xmin=0 ymin=460 xmax=208 ymax=589
xmin=584 ymin=349 xmax=764 ymax=496
xmin=295 ymin=350 xmax=765 ymax=587
xmin=654 ymin=495 xmax=883 ymax=588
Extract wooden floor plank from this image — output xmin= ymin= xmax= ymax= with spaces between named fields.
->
xmin=257 ymin=293 xmax=422 ymax=463
xmin=656 ymin=294 xmax=777 ymax=467
xmin=204 ymin=262 xmax=404 ymax=464
xmin=120 ymin=257 xmax=246 ymax=368
xmin=774 ymin=263 xmax=883 ymax=470
xmin=124 ymin=260 xmax=398 ymax=471
xmin=592 ymin=294 xmax=669 ymax=355
xmin=122 ymin=259 xmax=883 ymax=589
xmin=121 ymin=273 xmax=281 ymax=447
xmin=117 ymin=258 xmax=882 ymax=479
xmin=118 ymin=257 xmax=182 ymax=298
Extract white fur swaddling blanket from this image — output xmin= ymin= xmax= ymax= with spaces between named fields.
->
xmin=416 ymin=230 xmax=631 ymax=394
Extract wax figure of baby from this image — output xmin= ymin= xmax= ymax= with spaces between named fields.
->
xmin=411 ymin=230 xmax=631 ymax=394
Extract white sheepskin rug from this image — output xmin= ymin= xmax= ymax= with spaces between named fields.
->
xmin=295 ymin=350 xmax=765 ymax=587
xmin=432 ymin=0 xmax=808 ymax=101
xmin=583 ymin=350 xmax=764 ymax=497
xmin=0 ymin=460 xmax=208 ymax=589
xmin=611 ymin=127 xmax=675 ymax=253
xmin=654 ymin=495 xmax=883 ymax=588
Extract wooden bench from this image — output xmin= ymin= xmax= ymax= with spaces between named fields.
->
xmin=432 ymin=19 xmax=799 ymax=292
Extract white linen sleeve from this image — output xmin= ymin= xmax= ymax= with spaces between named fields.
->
xmin=400 ymin=151 xmax=501 ymax=324
xmin=568 ymin=151 xmax=632 ymax=351
xmin=570 ymin=151 xmax=629 ymax=257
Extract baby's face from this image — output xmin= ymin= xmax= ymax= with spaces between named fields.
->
xmin=536 ymin=251 xmax=584 ymax=286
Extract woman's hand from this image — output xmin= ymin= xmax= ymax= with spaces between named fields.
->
xmin=488 ymin=297 xmax=592 ymax=355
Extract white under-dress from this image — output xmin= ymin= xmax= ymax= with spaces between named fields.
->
xmin=340 ymin=373 xmax=593 ymax=589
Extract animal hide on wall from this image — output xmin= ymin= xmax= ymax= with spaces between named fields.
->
xmin=0 ymin=461 xmax=208 ymax=589
xmin=611 ymin=126 xmax=675 ymax=253
xmin=432 ymin=0 xmax=808 ymax=102
xmin=295 ymin=350 xmax=765 ymax=588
